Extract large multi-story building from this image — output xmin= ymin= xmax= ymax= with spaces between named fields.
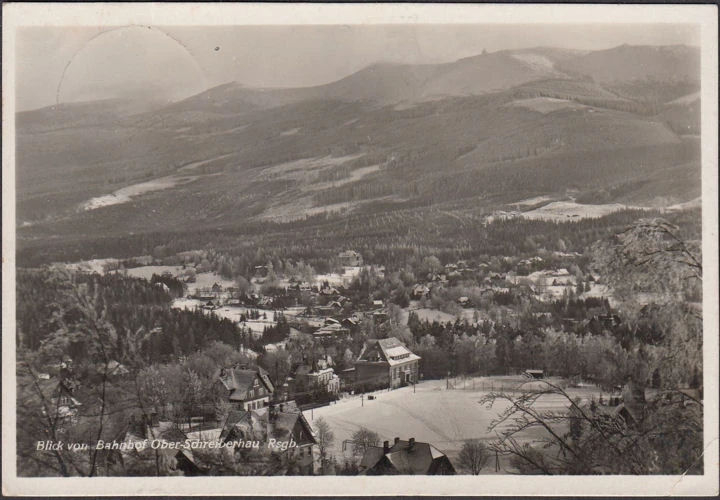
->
xmin=354 ymin=337 xmax=420 ymax=390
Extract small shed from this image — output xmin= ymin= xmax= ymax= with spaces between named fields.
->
xmin=524 ymin=369 xmax=544 ymax=380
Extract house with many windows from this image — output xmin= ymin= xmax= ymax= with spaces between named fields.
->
xmin=354 ymin=337 xmax=420 ymax=390
xmin=294 ymin=365 xmax=341 ymax=395
xmin=218 ymin=367 xmax=275 ymax=411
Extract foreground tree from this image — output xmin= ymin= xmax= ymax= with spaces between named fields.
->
xmin=17 ymin=270 xmax=147 ymax=477
xmin=457 ymin=439 xmax=490 ymax=475
xmin=482 ymin=218 xmax=704 ymax=475
xmin=351 ymin=427 xmax=381 ymax=457
xmin=481 ymin=380 xmax=703 ymax=475
xmin=593 ymin=217 xmax=703 ymax=390
xmin=313 ymin=417 xmax=335 ymax=473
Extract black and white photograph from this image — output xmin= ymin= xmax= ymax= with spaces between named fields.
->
xmin=2 ymin=3 xmax=718 ymax=496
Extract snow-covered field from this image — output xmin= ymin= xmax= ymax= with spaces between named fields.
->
xmin=259 ymin=154 xmax=364 ymax=182
xmin=123 ymin=268 xmax=235 ymax=296
xmin=172 ymin=299 xmax=275 ymax=337
xmin=64 ymin=258 xmax=122 ymax=274
xmin=308 ymin=376 xmax=601 ymax=472
xmin=580 ymin=283 xmax=615 ymax=306
xmin=506 ymin=97 xmax=587 ymax=114
xmin=410 ymin=308 xmax=457 ymax=324
xmin=665 ymin=197 xmax=701 ymax=212
xmin=80 ymin=175 xmax=199 ymax=211
xmin=186 ymin=273 xmax=236 ymax=295
xmin=300 ymin=165 xmax=381 ymax=193
xmin=406 ymin=305 xmax=486 ymax=325
xmin=314 ymin=266 xmax=363 ymax=287
xmin=522 ymin=201 xmax=641 ymax=222
xmin=124 ymin=265 xmax=185 ymax=280
xmin=511 ymin=195 xmax=555 ymax=207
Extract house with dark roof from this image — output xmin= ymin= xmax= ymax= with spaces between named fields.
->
xmin=592 ymin=382 xmax=650 ymax=428
xmin=219 ymin=403 xmax=318 ymax=474
xmin=341 ymin=317 xmax=360 ymax=332
xmin=313 ymin=323 xmax=350 ymax=343
xmin=360 ymin=437 xmax=455 ymax=475
xmin=218 ymin=367 xmax=275 ymax=411
xmin=120 ymin=418 xmax=203 ymax=476
xmin=354 ymin=337 xmax=420 ymax=390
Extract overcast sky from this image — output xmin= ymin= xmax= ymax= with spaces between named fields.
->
xmin=16 ymin=24 xmax=699 ymax=111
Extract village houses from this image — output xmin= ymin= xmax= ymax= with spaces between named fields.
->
xmin=359 ymin=437 xmax=456 ymax=475
xmin=219 ymin=402 xmax=318 ymax=474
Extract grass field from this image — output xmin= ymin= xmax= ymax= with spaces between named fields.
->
xmin=307 ymin=376 xmax=602 ymax=473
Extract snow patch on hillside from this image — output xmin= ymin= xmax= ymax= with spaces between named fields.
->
xmin=80 ymin=175 xmax=198 ymax=211
xmin=668 ymin=91 xmax=700 ymax=105
xmin=522 ymin=201 xmax=642 ymax=221
xmin=511 ymin=53 xmax=555 ymax=70
xmin=506 ymin=97 xmax=587 ymax=114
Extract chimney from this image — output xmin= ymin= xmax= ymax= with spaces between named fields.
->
xmin=394 ymin=437 xmax=400 ymax=445
xmin=408 ymin=437 xmax=415 ymax=450
xmin=383 ymin=440 xmax=390 ymax=453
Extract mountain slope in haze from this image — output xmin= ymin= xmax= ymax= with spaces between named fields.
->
xmin=15 ymin=44 xmax=701 ymax=249
xmin=558 ymin=44 xmax=700 ymax=83
xmin=165 ymin=48 xmax=572 ymax=111
xmin=15 ymin=98 xmax=166 ymax=133
xmin=98 ymin=44 xmax=699 ymax=115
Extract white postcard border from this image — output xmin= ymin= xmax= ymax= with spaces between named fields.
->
xmin=3 ymin=3 xmax=718 ymax=496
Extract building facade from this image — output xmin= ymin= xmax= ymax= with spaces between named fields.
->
xmin=218 ymin=367 xmax=275 ymax=411
xmin=354 ymin=337 xmax=421 ymax=390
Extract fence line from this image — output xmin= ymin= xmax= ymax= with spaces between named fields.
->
xmin=445 ymin=377 xmax=530 ymax=393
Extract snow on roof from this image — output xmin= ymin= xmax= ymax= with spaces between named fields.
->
xmin=385 ymin=346 xmax=412 ymax=358
xmin=386 ymin=353 xmax=421 ymax=366
xmin=429 ymin=445 xmax=445 ymax=459
xmin=360 ymin=337 xmax=421 ymax=366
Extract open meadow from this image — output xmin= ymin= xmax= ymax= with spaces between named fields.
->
xmin=308 ymin=376 xmax=603 ymax=472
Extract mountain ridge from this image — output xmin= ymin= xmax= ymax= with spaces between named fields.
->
xmin=15 ymin=43 xmax=701 ymax=251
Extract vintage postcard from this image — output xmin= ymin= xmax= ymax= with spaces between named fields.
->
xmin=2 ymin=3 xmax=718 ymax=496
